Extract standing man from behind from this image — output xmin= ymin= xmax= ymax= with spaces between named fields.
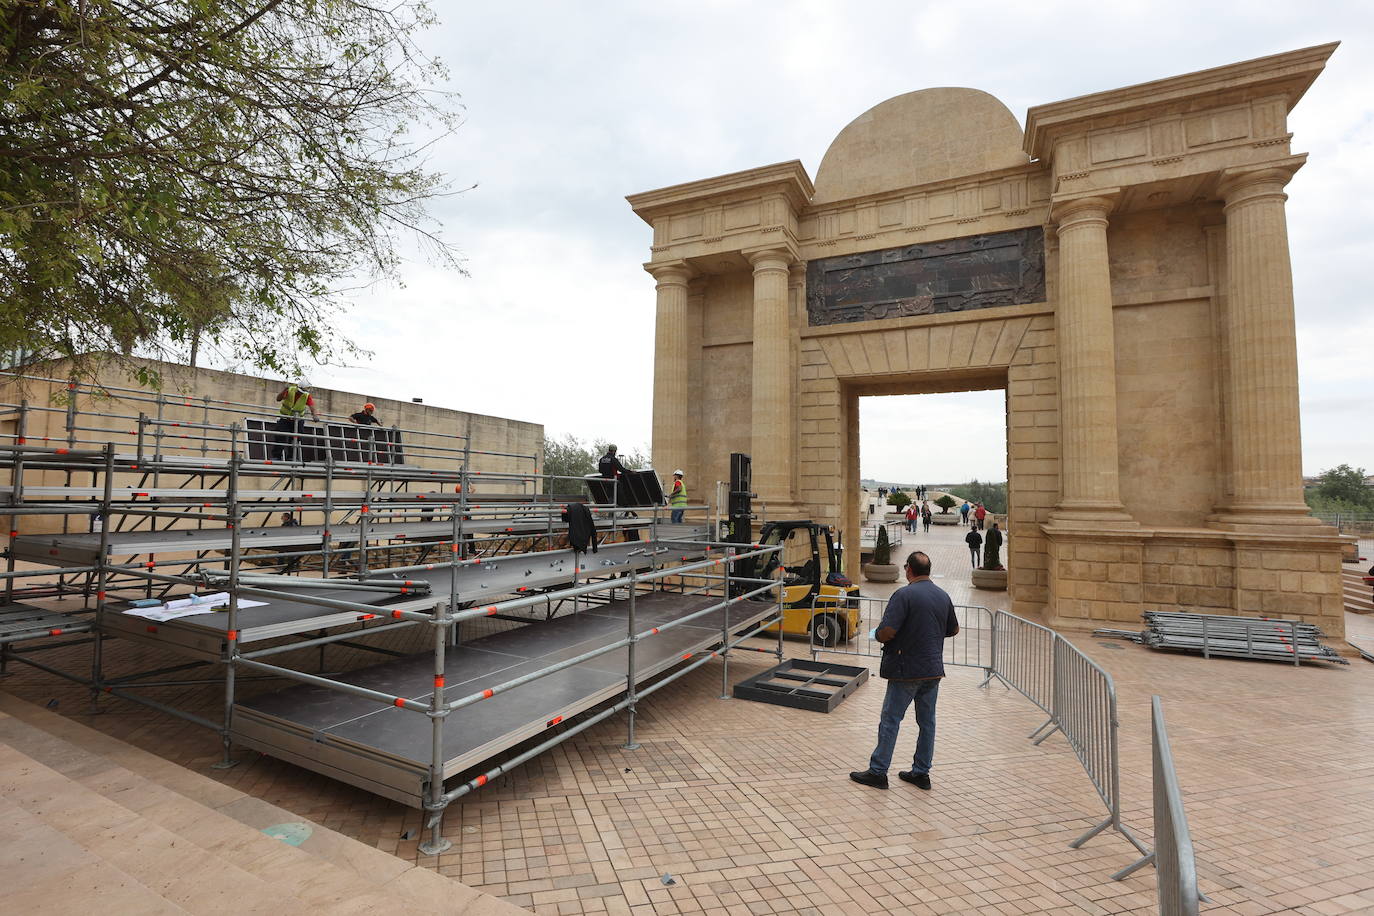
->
xmin=850 ymin=551 xmax=960 ymax=791
xmin=959 ymin=500 xmax=971 ymax=525
xmin=273 ymin=382 xmax=320 ymax=461
xmin=669 ymin=469 xmax=688 ymax=524
xmin=598 ymin=444 xmax=629 ymax=480
xmin=965 ymin=526 xmax=983 ymax=568
xmin=974 ymin=503 xmax=987 ymax=531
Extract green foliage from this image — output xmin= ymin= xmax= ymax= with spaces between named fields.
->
xmin=946 ymin=479 xmax=1007 ymax=514
xmin=934 ymin=494 xmax=957 ymax=514
xmin=872 ymin=523 xmax=891 ymax=566
xmin=886 ymin=490 xmax=911 ymax=510
xmin=0 ymin=0 xmax=462 ymax=379
xmin=1309 ymin=464 xmax=1374 ymax=511
xmin=540 ymin=435 xmax=647 ymax=497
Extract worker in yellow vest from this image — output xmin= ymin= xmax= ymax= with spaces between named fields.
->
xmin=669 ymin=469 xmax=687 ymax=524
xmin=272 ymin=382 xmax=321 ymax=461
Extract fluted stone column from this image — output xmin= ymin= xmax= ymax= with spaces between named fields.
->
xmin=748 ymin=248 xmax=795 ymax=510
xmin=649 ymin=261 xmax=693 ymax=483
xmin=1214 ymin=163 xmax=1317 ymax=526
xmin=1048 ymin=195 xmax=1134 ymax=527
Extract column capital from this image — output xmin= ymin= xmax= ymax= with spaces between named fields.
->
xmin=743 ymin=246 xmax=793 ymax=272
xmin=787 ymin=262 xmax=807 ymax=285
xmin=1218 ymin=155 xmax=1306 ymax=208
xmin=644 ymin=259 xmax=693 ymax=287
xmin=1049 ymin=191 xmax=1120 ymax=231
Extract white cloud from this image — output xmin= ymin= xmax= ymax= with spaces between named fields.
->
xmin=304 ymin=2 xmax=1371 ymax=479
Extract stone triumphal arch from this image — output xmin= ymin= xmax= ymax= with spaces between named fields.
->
xmin=629 ymin=44 xmax=1346 ymax=635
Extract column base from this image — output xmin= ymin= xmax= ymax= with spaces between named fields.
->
xmin=1046 ymin=501 xmax=1139 ymax=531
xmin=1208 ymin=503 xmax=1323 ymax=533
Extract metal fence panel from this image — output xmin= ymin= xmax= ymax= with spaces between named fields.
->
xmin=1052 ymin=636 xmax=1118 ymax=813
xmin=991 ymin=611 xmax=1056 ymax=715
xmin=810 ymin=593 xmax=991 ymax=675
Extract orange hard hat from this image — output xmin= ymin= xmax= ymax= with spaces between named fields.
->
xmin=363 ymin=403 xmax=375 ymax=410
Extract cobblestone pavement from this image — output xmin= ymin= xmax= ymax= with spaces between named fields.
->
xmin=4 ymin=521 xmax=1373 ymax=915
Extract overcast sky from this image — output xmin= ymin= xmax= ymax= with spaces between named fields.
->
xmin=310 ymin=1 xmax=1373 ymax=484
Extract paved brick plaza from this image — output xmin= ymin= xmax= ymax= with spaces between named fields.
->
xmin=4 ymin=521 xmax=1373 ymax=914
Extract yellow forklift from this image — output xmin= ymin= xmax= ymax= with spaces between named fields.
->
xmin=748 ymin=520 xmax=861 ymax=646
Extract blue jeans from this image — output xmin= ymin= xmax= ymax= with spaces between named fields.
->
xmin=670 ymin=508 xmax=684 ymax=524
xmin=867 ymin=678 xmax=940 ymax=776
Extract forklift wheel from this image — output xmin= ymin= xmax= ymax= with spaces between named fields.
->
xmin=811 ymin=613 xmax=843 ymax=648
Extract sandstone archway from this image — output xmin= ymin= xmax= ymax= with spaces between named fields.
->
xmin=629 ymin=44 xmax=1346 ymax=635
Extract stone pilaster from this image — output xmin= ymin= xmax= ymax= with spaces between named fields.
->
xmin=648 ymin=261 xmax=693 ymax=484
xmin=1211 ymin=160 xmax=1319 ymax=528
xmin=747 ymin=248 xmax=796 ymax=514
xmin=1046 ymin=194 xmax=1135 ymax=528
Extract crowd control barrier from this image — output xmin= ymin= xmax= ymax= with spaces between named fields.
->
xmin=813 ymin=600 xmax=1148 ymax=865
xmin=1113 ymin=696 xmax=1207 ymax=913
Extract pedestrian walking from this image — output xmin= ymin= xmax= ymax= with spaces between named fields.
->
xmin=974 ymin=503 xmax=987 ymax=531
xmin=849 ymin=551 xmax=960 ymax=791
xmin=959 ymin=501 xmax=970 ymax=524
xmin=669 ymin=470 xmax=688 ymax=524
xmin=921 ymin=501 xmax=932 ymax=533
xmin=965 ymin=527 xmax=983 ymax=568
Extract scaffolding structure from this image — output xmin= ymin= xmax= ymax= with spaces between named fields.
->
xmin=0 ymin=374 xmax=785 ymax=852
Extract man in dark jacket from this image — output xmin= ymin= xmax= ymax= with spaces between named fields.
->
xmin=597 ymin=444 xmax=629 ymax=480
xmin=965 ymin=527 xmax=983 ymax=568
xmin=850 ymin=551 xmax=959 ymax=790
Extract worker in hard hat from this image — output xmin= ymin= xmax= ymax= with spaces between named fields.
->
xmin=349 ymin=401 xmax=383 ymax=462
xmin=272 ymin=382 xmax=320 ymax=461
xmin=669 ymin=469 xmax=687 ymax=524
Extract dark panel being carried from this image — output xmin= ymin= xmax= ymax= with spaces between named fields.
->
xmin=732 ymin=658 xmax=869 ymax=713
xmin=583 ymin=469 xmax=666 ymax=508
xmin=805 ymin=227 xmax=1045 ymax=326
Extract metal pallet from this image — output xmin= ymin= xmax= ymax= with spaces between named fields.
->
xmin=732 ymin=658 xmax=869 ymax=713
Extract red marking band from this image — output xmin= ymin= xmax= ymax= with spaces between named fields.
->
xmin=546 ymin=715 xmax=563 ymax=728
xmin=146 ymin=625 xmax=158 ymax=633
xmin=434 ymin=675 xmax=445 ymax=689
xmin=15 ymin=436 xmax=23 ymax=444
xmin=681 ymin=653 xmax=693 ymax=660
xmin=49 ymin=628 xmax=63 ymax=636
xmin=97 ymin=591 xmax=106 ymax=600
xmin=474 ymin=774 xmax=488 ymax=787
xmin=393 ymin=697 xmax=406 ymax=707
xmin=55 ymin=448 xmax=68 ymax=454
xmin=486 ymin=606 xmax=497 ymax=616
xmin=358 ymin=613 xmax=377 ymax=621
xmin=227 ymin=630 xmax=238 ymax=641
xmin=481 ymin=689 xmax=494 ymax=699
xmin=145 ymin=562 xmax=155 ymax=569
xmin=651 ymin=627 xmax=660 ymax=635
xmin=391 ymin=610 xmax=404 ymax=618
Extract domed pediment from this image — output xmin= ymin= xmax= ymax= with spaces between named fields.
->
xmin=813 ymin=88 xmax=1028 ymax=204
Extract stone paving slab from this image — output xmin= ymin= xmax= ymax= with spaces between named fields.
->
xmin=2 ymin=522 xmax=1371 ymax=914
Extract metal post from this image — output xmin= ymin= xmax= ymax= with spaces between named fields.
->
xmin=419 ymin=603 xmax=453 ymax=855
xmin=201 ymin=396 xmax=210 ymax=458
xmin=213 ymin=455 xmax=242 ymax=769
xmin=1291 ymin=620 xmax=1300 ymax=667
xmin=358 ymin=465 xmax=372 ymax=578
xmin=449 ymin=486 xmax=461 ymax=648
xmin=89 ymin=444 xmax=115 ymax=709
xmin=775 ymin=567 xmax=785 ymax=663
xmin=153 ymin=392 xmax=164 ymax=487
xmin=322 ymin=451 xmax=334 ymax=576
xmin=623 ymin=569 xmax=640 ymax=750
xmin=4 ymin=400 xmax=25 ymax=608
xmin=136 ymin=411 xmax=147 ymax=464
xmin=720 ymin=548 xmax=733 ymax=699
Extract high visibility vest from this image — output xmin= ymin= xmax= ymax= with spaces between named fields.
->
xmin=670 ymin=480 xmax=687 ymax=507
xmin=279 ymin=385 xmax=310 ymax=417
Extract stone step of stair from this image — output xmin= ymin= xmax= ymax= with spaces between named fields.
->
xmin=0 ymin=692 xmax=526 ymax=914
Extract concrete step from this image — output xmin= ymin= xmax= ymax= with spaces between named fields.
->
xmin=0 ymin=692 xmax=526 ymax=914
xmin=1342 ymin=570 xmax=1373 ymax=615
xmin=0 ymin=791 xmax=192 ymax=914
xmin=0 ymin=735 xmax=321 ymax=914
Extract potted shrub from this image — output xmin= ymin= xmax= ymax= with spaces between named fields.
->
xmin=931 ymin=493 xmax=960 ymax=525
xmin=971 ymin=524 xmax=1007 ymax=590
xmin=863 ymin=523 xmax=899 ymax=583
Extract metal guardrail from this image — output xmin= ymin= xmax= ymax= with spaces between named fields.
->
xmin=1113 ymin=696 xmax=1206 ymax=913
xmin=809 ymin=593 xmax=993 ymax=680
xmin=813 ymin=598 xmax=1147 ymax=865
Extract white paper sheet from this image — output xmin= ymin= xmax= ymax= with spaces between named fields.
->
xmin=122 ymin=593 xmax=267 ymax=622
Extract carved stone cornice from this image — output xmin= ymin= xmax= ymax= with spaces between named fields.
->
xmin=1049 ymin=190 xmax=1121 ymax=229
xmin=1216 ymin=155 xmax=1306 ymax=206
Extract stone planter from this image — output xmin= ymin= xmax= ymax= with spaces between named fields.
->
xmin=930 ymin=513 xmax=960 ymax=526
xmin=971 ymin=567 xmax=1007 ymax=590
xmin=863 ymin=562 xmax=900 ymax=583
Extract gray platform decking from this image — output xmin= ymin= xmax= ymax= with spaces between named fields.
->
xmin=13 ymin=521 xmax=708 ymax=566
xmin=0 ymin=602 xmax=93 ymax=645
xmin=231 ymin=591 xmax=772 ymax=806
xmin=97 ymin=538 xmax=713 ymax=657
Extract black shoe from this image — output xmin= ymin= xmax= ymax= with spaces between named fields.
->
xmin=849 ymin=770 xmax=889 ymax=790
xmin=898 ymin=770 xmax=931 ymax=790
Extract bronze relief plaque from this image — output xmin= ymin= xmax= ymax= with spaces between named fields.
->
xmin=805 ymin=227 xmax=1045 ymax=326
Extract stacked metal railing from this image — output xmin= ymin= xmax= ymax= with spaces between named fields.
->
xmin=1098 ymin=610 xmax=1347 ymax=666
